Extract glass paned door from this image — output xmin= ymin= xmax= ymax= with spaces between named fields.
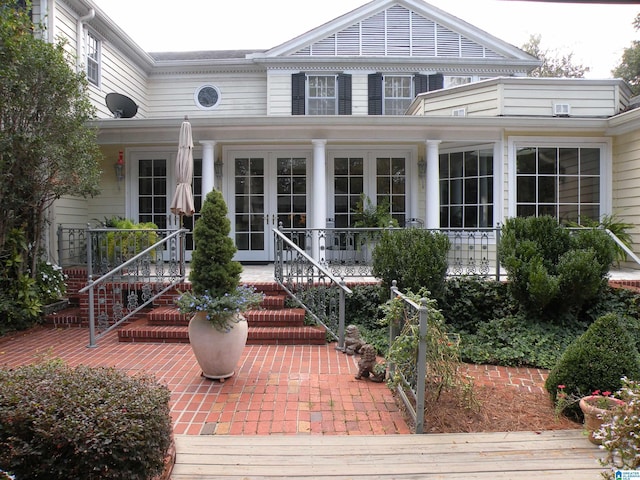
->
xmin=138 ymin=158 xmax=168 ymax=229
xmin=231 ymin=153 xmax=308 ymax=262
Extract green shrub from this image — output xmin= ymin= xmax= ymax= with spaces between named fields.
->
xmin=33 ymin=261 xmax=67 ymax=304
xmin=372 ymin=228 xmax=450 ymax=301
xmin=440 ymin=277 xmax=515 ymax=333
xmin=103 ymin=218 xmax=159 ymax=263
xmin=458 ymin=313 xmax=586 ymax=369
xmin=0 ymin=361 xmax=172 ymax=480
xmin=499 ymin=215 xmax=614 ymax=317
xmin=545 ymin=313 xmax=640 ymax=417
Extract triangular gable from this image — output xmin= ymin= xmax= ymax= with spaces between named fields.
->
xmin=259 ymin=0 xmax=535 ymax=63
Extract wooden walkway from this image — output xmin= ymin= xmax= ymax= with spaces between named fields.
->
xmin=170 ymin=429 xmax=605 ymax=479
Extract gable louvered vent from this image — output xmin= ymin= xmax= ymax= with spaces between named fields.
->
xmin=292 ymin=5 xmax=504 ymax=59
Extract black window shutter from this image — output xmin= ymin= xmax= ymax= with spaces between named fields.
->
xmin=414 ymin=74 xmax=429 ymax=95
xmin=368 ymin=73 xmax=383 ymax=115
xmin=427 ymin=73 xmax=444 ymax=91
xmin=291 ymin=72 xmax=306 ymax=115
xmin=338 ymin=74 xmax=352 ymax=115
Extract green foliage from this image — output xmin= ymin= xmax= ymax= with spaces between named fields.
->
xmin=597 ymin=377 xmax=640 ymax=478
xmin=372 ymin=228 xmax=450 ymax=301
xmin=612 ymin=14 xmax=640 ymax=96
xmin=352 ymin=194 xmax=398 ymax=228
xmin=104 ymin=219 xmax=158 ymax=262
xmin=0 ymin=360 xmax=172 ymax=480
xmin=382 ymin=288 xmax=475 ymax=406
xmin=568 ymin=213 xmax=634 ymax=266
xmin=458 ymin=313 xmax=586 ymax=369
xmin=0 ymin=1 xmax=102 ymax=278
xmin=0 ymin=228 xmax=40 ymax=332
xmin=440 ymin=277 xmax=515 ymax=333
xmin=545 ymin=313 xmax=640 ymax=418
xmin=499 ymin=216 xmax=614 ymax=317
xmin=189 ymin=189 xmax=242 ymax=298
xmin=521 ymin=34 xmax=589 ymax=78
xmin=33 ymin=261 xmax=66 ymax=304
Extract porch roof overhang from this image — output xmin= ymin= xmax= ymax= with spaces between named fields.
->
xmin=91 ymin=115 xmax=612 ymax=147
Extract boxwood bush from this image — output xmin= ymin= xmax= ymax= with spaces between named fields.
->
xmin=0 ymin=360 xmax=172 ymax=480
xmin=545 ymin=313 xmax=640 ymax=417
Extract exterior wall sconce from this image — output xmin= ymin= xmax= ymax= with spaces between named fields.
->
xmin=417 ymin=157 xmax=426 ymax=177
xmin=214 ymin=158 xmax=223 ymax=178
xmin=114 ymin=150 xmax=125 ymax=189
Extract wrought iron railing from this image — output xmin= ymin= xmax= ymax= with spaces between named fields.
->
xmin=57 ymin=224 xmax=89 ymax=267
xmin=388 ymin=280 xmax=428 ymax=434
xmin=79 ymin=229 xmax=187 ymax=348
xmin=282 ymin=226 xmax=503 ymax=280
xmin=273 ymin=227 xmax=352 ymax=350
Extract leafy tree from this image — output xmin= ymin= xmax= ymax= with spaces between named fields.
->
xmin=0 ymin=0 xmax=102 ymax=274
xmin=612 ymin=14 xmax=640 ymax=96
xmin=521 ymin=34 xmax=589 ymax=78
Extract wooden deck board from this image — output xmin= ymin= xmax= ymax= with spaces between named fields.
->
xmin=171 ymin=430 xmax=605 ymax=479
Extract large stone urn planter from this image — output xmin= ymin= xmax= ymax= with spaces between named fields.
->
xmin=188 ymin=312 xmax=248 ymax=381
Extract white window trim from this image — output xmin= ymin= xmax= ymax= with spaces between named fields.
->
xmin=86 ymin=30 xmax=101 ymax=87
xmin=382 ymin=75 xmax=414 ymax=115
xmin=507 ymin=136 xmax=612 ymax=220
xmin=306 ymin=74 xmax=338 ymax=115
xmin=194 ymin=84 xmax=221 ymax=110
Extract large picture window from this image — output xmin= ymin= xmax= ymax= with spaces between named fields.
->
xmin=516 ymin=146 xmax=600 ymax=224
xmin=439 ymin=149 xmax=493 ymax=228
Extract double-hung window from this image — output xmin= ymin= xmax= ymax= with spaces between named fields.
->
xmin=308 ymin=75 xmax=337 ymax=115
xmin=383 ymin=76 xmax=413 ymax=115
xmin=86 ymin=31 xmax=100 ymax=86
xmin=291 ymin=72 xmax=352 ymax=115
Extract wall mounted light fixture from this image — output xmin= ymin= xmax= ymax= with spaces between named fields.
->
xmin=417 ymin=158 xmax=426 ymax=178
xmin=214 ymin=158 xmax=223 ymax=178
xmin=114 ymin=150 xmax=125 ymax=189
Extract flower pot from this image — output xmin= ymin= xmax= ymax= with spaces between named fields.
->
xmin=579 ymin=395 xmax=626 ymax=445
xmin=188 ymin=312 xmax=248 ymax=380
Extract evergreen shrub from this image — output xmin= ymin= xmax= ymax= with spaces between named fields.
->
xmin=0 ymin=361 xmax=172 ymax=480
xmin=372 ymin=228 xmax=450 ymax=301
xmin=545 ymin=313 xmax=640 ymax=416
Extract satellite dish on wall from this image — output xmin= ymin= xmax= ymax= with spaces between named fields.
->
xmin=105 ymin=93 xmax=138 ymax=118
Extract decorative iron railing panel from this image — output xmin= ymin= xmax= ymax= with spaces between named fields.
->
xmin=274 ymin=228 xmax=352 ymax=349
xmin=282 ymin=227 xmax=502 ymax=280
xmin=57 ymin=224 xmax=89 ymax=267
xmin=80 ymin=229 xmax=187 ymax=347
xmin=388 ymin=281 xmax=428 ymax=434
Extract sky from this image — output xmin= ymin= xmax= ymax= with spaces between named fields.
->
xmin=92 ymin=0 xmax=640 ymax=79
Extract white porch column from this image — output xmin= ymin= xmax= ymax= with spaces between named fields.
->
xmin=200 ymin=140 xmax=216 ymax=196
xmin=425 ymin=140 xmax=441 ymax=229
xmin=312 ymin=139 xmax=327 ymax=262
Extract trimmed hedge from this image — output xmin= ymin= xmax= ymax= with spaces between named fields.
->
xmin=0 ymin=361 xmax=172 ymax=480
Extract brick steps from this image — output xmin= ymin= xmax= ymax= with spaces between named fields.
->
xmin=44 ymin=276 xmax=327 ymax=346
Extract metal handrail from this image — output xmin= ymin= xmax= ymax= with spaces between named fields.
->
xmin=79 ymin=228 xmax=187 ymax=348
xmin=273 ymin=227 xmax=352 ymax=350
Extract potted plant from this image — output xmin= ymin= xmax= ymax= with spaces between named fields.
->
xmin=176 ymin=189 xmax=263 ymax=380
xmin=579 ymin=390 xmax=626 ymax=445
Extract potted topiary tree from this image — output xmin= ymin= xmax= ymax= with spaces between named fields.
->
xmin=176 ymin=189 xmax=263 ymax=380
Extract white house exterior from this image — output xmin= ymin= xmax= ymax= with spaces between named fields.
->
xmin=33 ymin=0 xmax=640 ymax=265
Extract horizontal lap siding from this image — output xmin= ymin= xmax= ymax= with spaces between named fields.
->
xmin=267 ymin=73 xmax=292 ymax=116
xmin=147 ymin=73 xmax=266 ymax=117
xmin=502 ymin=84 xmax=618 ymax=117
xmin=421 ymin=84 xmax=500 ymax=116
xmin=613 ymin=131 xmax=640 ymax=256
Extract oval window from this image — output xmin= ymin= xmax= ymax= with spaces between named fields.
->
xmin=195 ymin=85 xmax=221 ymax=109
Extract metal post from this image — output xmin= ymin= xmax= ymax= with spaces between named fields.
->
xmin=415 ymin=298 xmax=428 ymax=434
xmin=338 ymin=279 xmax=346 ymax=351
xmin=87 ymin=280 xmax=96 ymax=348
xmin=495 ymin=225 xmax=501 ymax=282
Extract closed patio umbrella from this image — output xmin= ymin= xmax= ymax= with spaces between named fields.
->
xmin=170 ymin=116 xmax=195 ymax=220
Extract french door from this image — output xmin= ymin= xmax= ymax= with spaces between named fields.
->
xmin=130 ymin=152 xmax=202 ymax=260
xmin=227 ymin=151 xmax=309 ymax=262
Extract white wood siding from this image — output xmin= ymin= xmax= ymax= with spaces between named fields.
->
xmin=267 ymin=72 xmax=293 ymax=116
xmin=146 ymin=73 xmax=267 ymax=117
xmin=612 ymin=130 xmax=640 ymax=256
xmin=421 ymin=83 xmax=500 ymax=116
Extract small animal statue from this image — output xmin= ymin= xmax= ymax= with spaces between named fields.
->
xmin=355 ymin=344 xmax=378 ymax=380
xmin=343 ymin=324 xmax=365 ymax=355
